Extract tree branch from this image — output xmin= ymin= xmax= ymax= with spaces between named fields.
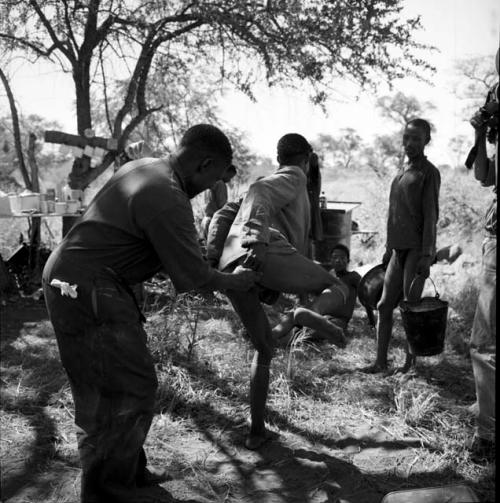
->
xmin=122 ymin=106 xmax=162 ymax=145
xmin=61 ymin=0 xmax=79 ymax=55
xmin=29 ymin=0 xmax=75 ymax=64
xmin=99 ymin=43 xmax=114 ymax=135
xmin=0 ymin=34 xmax=58 ymax=59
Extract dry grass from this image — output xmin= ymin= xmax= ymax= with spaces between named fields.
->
xmin=1 ymin=166 xmax=495 ymax=502
xmin=1 ymin=276 xmax=495 ymax=502
xmin=138 ymin=283 xmax=494 ymax=500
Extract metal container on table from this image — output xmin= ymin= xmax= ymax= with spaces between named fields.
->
xmin=18 ymin=193 xmax=41 ymax=212
xmin=312 ymin=201 xmax=360 ymax=265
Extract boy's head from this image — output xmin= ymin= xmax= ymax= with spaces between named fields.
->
xmin=403 ymin=118 xmax=432 ymax=160
xmin=277 ymin=133 xmax=312 ymax=173
xmin=331 ymin=244 xmax=350 ymax=273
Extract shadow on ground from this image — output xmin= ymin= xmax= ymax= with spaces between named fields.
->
xmin=0 ymin=298 xmax=493 ymax=503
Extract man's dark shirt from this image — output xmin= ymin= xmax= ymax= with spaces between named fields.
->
xmin=43 ymin=157 xmax=213 ymax=291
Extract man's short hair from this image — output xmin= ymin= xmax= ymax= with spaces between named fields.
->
xmin=406 ymin=118 xmax=432 ymax=144
xmin=277 ymin=133 xmax=312 ymax=162
xmin=180 ymin=124 xmax=233 ymax=160
xmin=332 ymin=243 xmax=350 ymax=261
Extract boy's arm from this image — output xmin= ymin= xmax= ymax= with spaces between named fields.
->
xmin=206 ymin=200 xmax=241 ymax=267
xmin=421 ymin=167 xmax=441 ymax=258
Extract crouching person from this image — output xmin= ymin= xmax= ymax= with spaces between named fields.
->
xmin=272 ymin=244 xmax=360 ymax=346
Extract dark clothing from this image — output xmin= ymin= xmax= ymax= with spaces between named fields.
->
xmin=43 ymin=272 xmax=157 ymax=502
xmin=44 ymin=157 xmax=212 ymax=291
xmin=386 ymin=155 xmax=440 ymax=256
xmin=334 ymin=269 xmax=361 ymax=324
xmin=42 ymin=156 xmax=212 ymax=502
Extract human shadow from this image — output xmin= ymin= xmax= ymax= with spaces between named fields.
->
xmin=0 ymin=298 xmax=71 ymax=501
xmin=154 ymin=342 xmax=476 ymax=503
xmin=153 ymin=378 xmax=490 ymax=502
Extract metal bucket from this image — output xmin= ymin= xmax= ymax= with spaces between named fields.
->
xmin=399 ymin=277 xmax=448 ymax=356
xmin=312 ymin=207 xmax=352 ymax=264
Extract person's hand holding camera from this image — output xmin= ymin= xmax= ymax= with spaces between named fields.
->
xmin=470 ymin=102 xmax=499 ymax=131
xmin=470 ymin=110 xmax=488 ymax=132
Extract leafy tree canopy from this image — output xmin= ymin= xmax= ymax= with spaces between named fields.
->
xmin=0 ymin=0 xmax=434 ymax=191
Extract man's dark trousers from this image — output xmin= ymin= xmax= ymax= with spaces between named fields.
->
xmin=43 ymin=275 xmax=158 ymax=503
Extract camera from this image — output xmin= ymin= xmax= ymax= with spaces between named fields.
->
xmin=465 ymin=83 xmax=499 ymax=169
xmin=474 ymin=83 xmax=498 ymax=142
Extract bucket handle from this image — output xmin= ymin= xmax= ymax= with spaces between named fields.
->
xmin=408 ymin=275 xmax=440 ymax=300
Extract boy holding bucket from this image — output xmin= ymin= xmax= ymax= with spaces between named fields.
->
xmin=363 ymin=118 xmax=441 ymax=374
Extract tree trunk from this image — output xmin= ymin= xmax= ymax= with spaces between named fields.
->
xmin=62 ymin=62 xmax=93 ymax=236
xmin=27 ymin=133 xmax=42 ymax=284
xmin=0 ymin=67 xmax=32 ymax=190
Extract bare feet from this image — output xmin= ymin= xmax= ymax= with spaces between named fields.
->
xmin=323 ymin=322 xmax=347 ymax=348
xmin=389 ymin=354 xmax=417 ymax=375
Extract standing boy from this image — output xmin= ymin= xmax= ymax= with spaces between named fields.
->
xmin=364 ymin=118 xmax=440 ymax=374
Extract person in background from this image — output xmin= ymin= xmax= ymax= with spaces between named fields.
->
xmin=363 ymin=118 xmax=441 ymax=375
xmin=210 ymin=133 xmax=346 ymax=450
xmin=466 ymin=49 xmax=498 ymax=463
xmin=272 ymin=244 xmax=360 ymax=346
xmin=201 ymin=164 xmax=237 ymax=239
xmin=42 ymin=124 xmax=259 ymax=503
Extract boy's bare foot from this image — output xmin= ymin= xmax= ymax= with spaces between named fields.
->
xmin=390 ymin=354 xmax=417 ymax=375
xmin=245 ymin=429 xmax=279 ymax=450
xmin=315 ymin=321 xmax=346 ymax=348
xmin=389 ymin=365 xmax=417 ymax=377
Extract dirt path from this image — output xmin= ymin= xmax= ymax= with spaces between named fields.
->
xmin=0 ymin=298 xmax=491 ymax=503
